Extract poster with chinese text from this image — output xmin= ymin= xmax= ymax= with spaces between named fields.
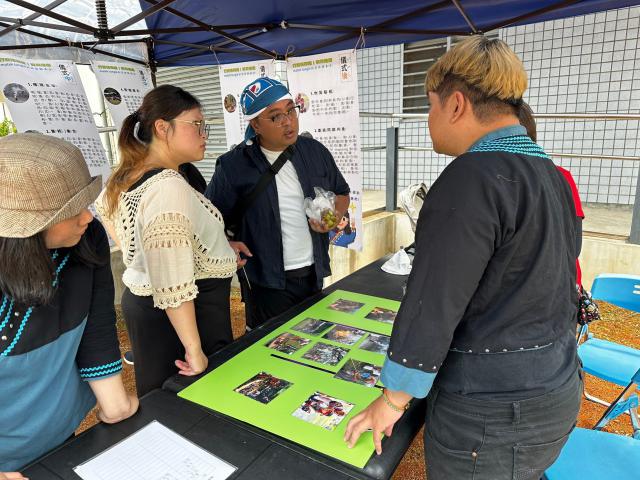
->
xmin=287 ymin=50 xmax=363 ymax=251
xmin=0 ymin=55 xmax=111 ymax=182
xmin=218 ymin=60 xmax=276 ymax=149
xmin=91 ymin=60 xmax=153 ymax=130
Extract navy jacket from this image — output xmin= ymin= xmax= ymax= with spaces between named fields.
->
xmin=205 ymin=136 xmax=350 ymax=289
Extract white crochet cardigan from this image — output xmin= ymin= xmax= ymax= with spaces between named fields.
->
xmin=96 ymin=169 xmax=236 ymax=309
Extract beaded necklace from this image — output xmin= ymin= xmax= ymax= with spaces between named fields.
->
xmin=0 ymin=250 xmax=70 ymax=357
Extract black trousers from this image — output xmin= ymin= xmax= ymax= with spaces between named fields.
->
xmin=242 ymin=266 xmax=320 ymax=329
xmin=424 ymin=367 xmax=583 ymax=480
xmin=121 ymin=277 xmax=233 ymax=397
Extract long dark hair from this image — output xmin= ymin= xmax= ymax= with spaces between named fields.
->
xmin=517 ymin=101 xmax=537 ymax=142
xmin=104 ymin=84 xmax=202 ymax=216
xmin=0 ymin=227 xmax=105 ymax=306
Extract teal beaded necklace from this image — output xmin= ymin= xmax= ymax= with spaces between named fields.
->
xmin=0 ymin=250 xmax=70 ymax=357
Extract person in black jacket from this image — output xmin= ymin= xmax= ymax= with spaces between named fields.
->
xmin=345 ymin=36 xmax=582 ymax=480
xmin=206 ymin=77 xmax=350 ymax=330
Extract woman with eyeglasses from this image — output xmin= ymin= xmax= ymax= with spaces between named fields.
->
xmin=96 ymin=85 xmax=247 ymax=396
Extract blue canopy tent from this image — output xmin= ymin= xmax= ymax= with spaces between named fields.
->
xmin=1 ymin=0 xmax=639 ymax=68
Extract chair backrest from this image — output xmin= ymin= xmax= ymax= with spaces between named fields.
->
xmin=591 ymin=274 xmax=640 ymax=312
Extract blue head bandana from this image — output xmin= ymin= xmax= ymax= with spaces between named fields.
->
xmin=240 ymin=77 xmax=292 ymax=142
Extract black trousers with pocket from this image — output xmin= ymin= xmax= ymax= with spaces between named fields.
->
xmin=424 ymin=367 xmax=583 ymax=480
xmin=121 ymin=277 xmax=233 ymax=397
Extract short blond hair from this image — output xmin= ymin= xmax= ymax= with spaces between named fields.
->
xmin=425 ymin=36 xmax=527 ymax=119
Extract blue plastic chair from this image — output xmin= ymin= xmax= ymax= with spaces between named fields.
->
xmin=544 ymin=368 xmax=640 ymax=479
xmin=544 ymin=427 xmax=640 ymax=479
xmin=577 ymin=274 xmax=640 ymax=436
xmin=578 ymin=273 xmax=640 ymax=387
xmin=591 ymin=274 xmax=640 ymax=312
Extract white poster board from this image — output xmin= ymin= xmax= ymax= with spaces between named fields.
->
xmin=287 ymin=50 xmax=363 ymax=251
xmin=218 ymin=60 xmax=276 ymax=149
xmin=0 ymin=55 xmax=111 ymax=181
xmin=91 ymin=60 xmax=153 ymax=130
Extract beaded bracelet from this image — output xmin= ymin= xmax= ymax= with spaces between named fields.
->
xmin=382 ymin=389 xmax=409 ymax=413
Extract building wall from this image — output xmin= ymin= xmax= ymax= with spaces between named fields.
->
xmin=356 ymin=6 xmax=640 ymax=205
xmin=502 ymin=6 xmax=640 ymax=205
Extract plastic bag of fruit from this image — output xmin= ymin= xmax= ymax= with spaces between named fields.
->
xmin=304 ymin=187 xmax=338 ymax=229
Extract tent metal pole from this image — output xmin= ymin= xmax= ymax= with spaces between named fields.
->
xmin=285 ymin=22 xmax=467 ymax=36
xmin=154 ymin=38 xmax=269 ymax=56
xmin=114 ymin=26 xmax=207 ymax=36
xmin=0 ymin=17 xmax=91 ymax=34
xmin=0 ymin=0 xmax=67 ymax=38
xmin=0 ymin=42 xmax=66 ymax=50
xmin=146 ymin=37 xmax=157 ymax=86
xmin=450 ymin=0 xmax=478 ymax=33
xmin=0 ymin=20 xmax=75 ymax=43
xmin=5 ymin=0 xmax=96 ymax=34
xmin=111 ymin=0 xmax=178 ymax=34
xmin=155 ymin=28 xmax=270 ymax=66
xmin=113 ymin=24 xmax=274 ymax=36
xmin=0 ymin=21 xmax=148 ymax=65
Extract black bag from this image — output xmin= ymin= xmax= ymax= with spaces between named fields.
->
xmin=577 ymin=285 xmax=601 ymax=325
xmin=225 ymin=144 xmax=296 ymax=238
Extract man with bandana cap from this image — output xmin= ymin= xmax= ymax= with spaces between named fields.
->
xmin=205 ymin=77 xmax=350 ymax=330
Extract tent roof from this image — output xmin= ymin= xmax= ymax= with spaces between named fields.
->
xmin=1 ymin=0 xmax=638 ymax=67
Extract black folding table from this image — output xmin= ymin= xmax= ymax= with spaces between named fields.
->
xmin=24 ymin=256 xmax=425 ymax=480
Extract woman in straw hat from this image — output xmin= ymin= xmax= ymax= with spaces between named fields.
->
xmin=97 ymin=85 xmax=247 ymax=397
xmin=0 ymin=133 xmax=138 ymax=474
xmin=345 ymin=36 xmax=582 ymax=480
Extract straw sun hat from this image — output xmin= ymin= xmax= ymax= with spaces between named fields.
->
xmin=0 ymin=133 xmax=101 ymax=238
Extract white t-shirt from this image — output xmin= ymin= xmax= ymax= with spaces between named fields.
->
xmin=261 ymin=146 xmax=314 ymax=270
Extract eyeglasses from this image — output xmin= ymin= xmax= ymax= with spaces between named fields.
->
xmin=262 ymin=105 xmax=300 ymax=127
xmin=173 ymin=119 xmax=210 ymax=138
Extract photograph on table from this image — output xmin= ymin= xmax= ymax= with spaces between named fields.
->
xmin=234 ymin=371 xmax=292 ymax=404
xmin=292 ymin=391 xmax=354 ymax=431
xmin=334 ymin=359 xmax=381 ymax=387
xmin=364 ymin=306 xmax=397 ymax=324
xmin=358 ymin=333 xmax=390 ymax=355
xmin=327 ymin=298 xmax=365 ymax=314
xmin=322 ymin=325 xmax=366 ymax=346
xmin=302 ymin=342 xmax=349 ymax=366
xmin=291 ymin=317 xmax=334 ymax=336
xmin=234 ymin=372 xmax=293 ymax=403
xmin=265 ymin=332 xmax=311 ymax=355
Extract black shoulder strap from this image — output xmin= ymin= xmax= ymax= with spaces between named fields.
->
xmin=226 ymin=144 xmax=296 ymax=236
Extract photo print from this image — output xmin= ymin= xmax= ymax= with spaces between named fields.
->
xmin=292 ymin=391 xmax=354 ymax=431
xmin=302 ymin=342 xmax=349 ymax=366
xmin=3 ymin=83 xmax=29 ymax=103
xmin=103 ymin=87 xmax=122 ymax=105
xmin=327 ymin=298 xmax=365 ymax=314
xmin=234 ymin=372 xmax=292 ymax=404
xmin=334 ymin=359 xmax=381 ymax=387
xmin=265 ymin=332 xmax=311 ymax=355
xmin=364 ymin=306 xmax=397 ymax=324
xmin=358 ymin=333 xmax=390 ymax=355
xmin=322 ymin=325 xmax=366 ymax=346
xmin=291 ymin=318 xmax=334 ymax=336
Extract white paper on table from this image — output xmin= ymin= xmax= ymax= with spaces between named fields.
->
xmin=74 ymin=420 xmax=237 ymax=480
